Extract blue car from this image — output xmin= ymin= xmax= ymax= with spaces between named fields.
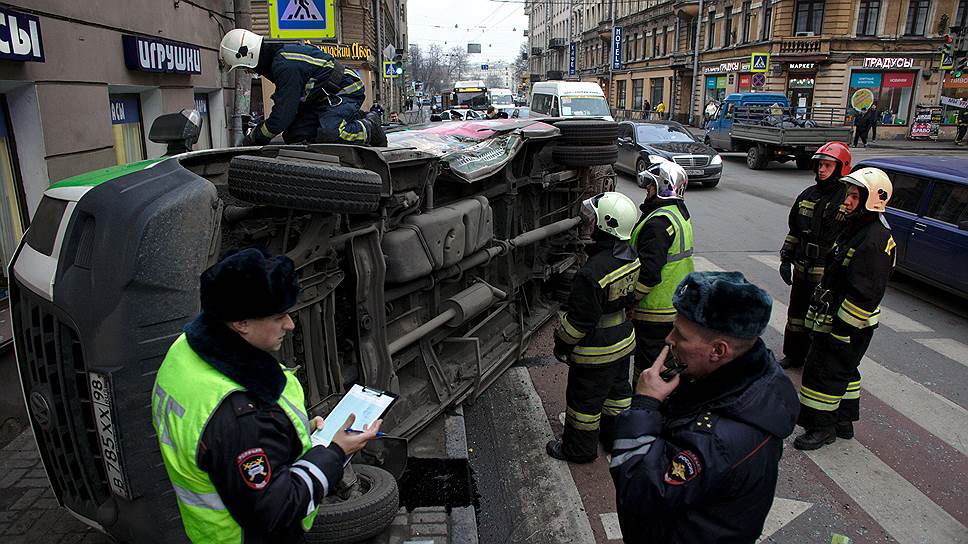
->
xmin=855 ymin=157 xmax=968 ymax=298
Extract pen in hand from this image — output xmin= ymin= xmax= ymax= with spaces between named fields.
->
xmin=345 ymin=428 xmax=386 ymax=437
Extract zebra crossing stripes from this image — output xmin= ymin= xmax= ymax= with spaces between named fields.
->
xmin=915 ymin=338 xmax=968 ymax=370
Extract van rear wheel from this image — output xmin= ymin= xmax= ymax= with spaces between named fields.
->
xmin=746 ymin=145 xmax=769 ymax=170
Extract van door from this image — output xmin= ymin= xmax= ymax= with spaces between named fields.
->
xmin=904 ymin=180 xmax=968 ymax=294
xmin=709 ymin=101 xmax=734 ymax=150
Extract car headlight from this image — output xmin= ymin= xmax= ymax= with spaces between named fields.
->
xmin=711 ymin=154 xmax=723 ymax=165
xmin=648 ymin=154 xmax=668 ymax=164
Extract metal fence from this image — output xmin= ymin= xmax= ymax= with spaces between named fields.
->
xmin=610 ymin=109 xmax=670 ymax=122
xmin=730 ymin=105 xmax=850 ymax=128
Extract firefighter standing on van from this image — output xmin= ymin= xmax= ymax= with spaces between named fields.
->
xmin=219 ymin=29 xmax=386 ymax=147
xmin=629 ymin=161 xmax=694 ymax=386
xmin=777 ymin=142 xmax=851 ymax=369
xmin=152 ymin=248 xmax=380 ymax=543
xmin=548 ymin=192 xmax=641 ymax=463
xmin=794 ymin=168 xmax=895 ymax=450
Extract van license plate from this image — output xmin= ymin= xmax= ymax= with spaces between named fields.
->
xmin=89 ymin=373 xmax=130 ymax=499
xmin=686 ymin=169 xmax=704 ymax=176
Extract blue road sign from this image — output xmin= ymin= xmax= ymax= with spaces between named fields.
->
xmin=750 ymin=52 xmax=770 ymax=73
xmin=612 ymin=26 xmax=623 ymax=70
xmin=268 ymin=0 xmax=336 ymax=39
xmin=482 ymin=64 xmax=489 ymax=70
xmin=569 ymin=42 xmax=577 ymax=75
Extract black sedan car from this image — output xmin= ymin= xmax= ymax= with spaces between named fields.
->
xmin=615 ymin=121 xmax=723 ymax=187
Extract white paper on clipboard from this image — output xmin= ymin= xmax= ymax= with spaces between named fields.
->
xmin=311 ymin=384 xmax=395 ymax=447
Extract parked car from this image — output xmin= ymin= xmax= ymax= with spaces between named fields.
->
xmin=855 ymin=156 xmax=968 ymax=298
xmin=615 ymin=121 xmax=722 ymax=187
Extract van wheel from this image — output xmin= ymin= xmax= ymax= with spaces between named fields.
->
xmin=553 ymin=144 xmax=618 ymax=167
xmin=555 ymin=120 xmax=619 ymax=144
xmin=746 ymin=146 xmax=769 ymax=170
xmin=307 ymin=465 xmax=400 ymax=543
xmin=228 ymin=155 xmax=382 ymax=214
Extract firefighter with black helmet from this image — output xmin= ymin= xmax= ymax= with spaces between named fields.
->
xmin=548 ymin=192 xmax=642 ymax=463
xmin=629 ymin=161 xmax=694 ymax=385
xmin=794 ymin=168 xmax=896 ymax=450
xmin=777 ymin=142 xmax=851 ymax=369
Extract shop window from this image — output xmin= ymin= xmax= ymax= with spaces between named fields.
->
xmin=110 ymin=94 xmax=146 ymax=165
xmin=0 ymin=99 xmax=25 ymax=303
xmin=724 ymin=6 xmax=734 ymax=46
xmin=194 ymin=94 xmax=213 ymax=151
xmin=617 ymin=82 xmax=627 ymax=109
xmin=904 ymin=0 xmax=930 ymax=36
xmin=632 ymin=79 xmax=644 ymax=110
xmin=794 ymin=0 xmax=824 ymax=35
xmin=856 ymin=0 xmax=880 ymax=36
xmin=925 ymin=182 xmax=968 ymax=226
xmin=650 ymin=78 xmax=664 ymax=110
xmin=940 ymin=74 xmax=968 ymax=125
xmin=741 ymin=1 xmax=753 ymax=43
xmin=707 ymin=12 xmax=716 ymax=49
xmin=848 ymin=72 xmax=914 ymax=125
xmin=762 ymin=1 xmax=774 ymax=40
xmin=888 ymin=174 xmax=927 ymax=214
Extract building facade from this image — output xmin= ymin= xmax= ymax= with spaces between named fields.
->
xmin=527 ymin=0 xmax=966 ymax=137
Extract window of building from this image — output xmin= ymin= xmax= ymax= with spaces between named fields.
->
xmin=618 ymin=81 xmax=627 ymax=108
xmin=857 ymin=0 xmax=880 ymax=36
xmin=724 ymin=6 xmax=734 ymax=46
xmin=650 ymin=78 xmax=664 ymax=110
xmin=925 ymin=182 xmax=968 ymax=225
xmin=110 ymin=94 xmax=146 ymax=165
xmin=653 ymin=29 xmax=660 ymax=57
xmin=689 ymin=19 xmax=698 ymax=49
xmin=663 ymin=26 xmax=669 ymax=55
xmin=941 ymin=74 xmax=968 ymax=125
xmin=794 ymin=0 xmax=824 ymax=35
xmin=742 ymin=1 xmax=753 ymax=43
xmin=0 ymin=99 xmax=25 ymax=305
xmin=887 ymin=174 xmax=927 ymax=214
xmin=632 ymin=79 xmax=644 ymax=110
xmin=848 ymin=71 xmax=916 ymax=125
xmin=904 ymin=0 xmax=930 ymax=36
xmin=957 ymin=0 xmax=967 ymax=28
xmin=707 ymin=11 xmax=716 ymax=48
xmin=762 ymin=1 xmax=774 ymax=40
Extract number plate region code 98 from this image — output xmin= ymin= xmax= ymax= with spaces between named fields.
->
xmin=89 ymin=373 xmax=130 ymax=499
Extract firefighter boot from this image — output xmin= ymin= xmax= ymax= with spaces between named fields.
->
xmin=546 ymin=440 xmax=596 ymax=464
xmin=794 ymin=427 xmax=836 ymax=450
xmin=364 ymin=112 xmax=388 ymax=147
xmin=778 ymin=356 xmax=804 ymax=369
xmin=836 ymin=421 xmax=854 ymax=439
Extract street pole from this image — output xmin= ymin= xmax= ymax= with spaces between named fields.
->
xmin=228 ymin=0 xmax=251 ymax=146
xmin=375 ymin=0 xmax=384 ymax=105
xmin=688 ymin=0 xmax=705 ymax=126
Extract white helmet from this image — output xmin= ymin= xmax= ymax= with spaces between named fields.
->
xmin=220 ymin=29 xmax=263 ymax=71
xmin=639 ymin=160 xmax=687 ymax=200
xmin=580 ymin=192 xmax=639 ymax=241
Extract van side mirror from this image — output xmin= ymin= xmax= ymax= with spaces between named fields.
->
xmin=149 ymin=109 xmax=202 ymax=156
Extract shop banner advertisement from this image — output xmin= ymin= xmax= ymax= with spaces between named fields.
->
xmin=850 ymin=88 xmax=875 ymax=112
xmin=941 ymin=96 xmax=968 ymax=109
xmin=850 ymin=72 xmax=882 ymax=88
xmin=909 ymin=106 xmax=940 ymax=140
xmin=882 ymin=72 xmax=915 ymax=88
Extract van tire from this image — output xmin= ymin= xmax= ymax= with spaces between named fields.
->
xmin=553 ymin=144 xmax=618 ymax=166
xmin=746 ymin=145 xmax=769 ymax=170
xmin=555 ymin=120 xmax=619 ymax=143
xmin=306 ymin=465 xmax=400 ymax=543
xmin=228 ymin=155 xmax=382 ymax=214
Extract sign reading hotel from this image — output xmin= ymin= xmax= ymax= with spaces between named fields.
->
xmin=122 ymin=35 xmax=201 ymax=74
xmin=307 ymin=41 xmax=372 ymax=61
xmin=269 ymin=0 xmax=336 ymax=40
xmin=863 ymin=57 xmax=915 ymax=69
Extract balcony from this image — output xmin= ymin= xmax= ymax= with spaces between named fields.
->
xmin=775 ymin=35 xmax=830 ymax=56
xmin=549 ymin=37 xmax=567 ymax=49
xmin=531 ymin=47 xmax=544 ymax=56
xmin=673 ymin=0 xmax=700 ymax=19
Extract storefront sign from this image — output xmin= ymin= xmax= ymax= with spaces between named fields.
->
xmin=269 ymin=0 xmax=336 ymax=40
xmin=941 ymin=96 xmax=968 ymax=108
xmin=863 ymin=57 xmax=915 ymax=69
xmin=0 ymin=6 xmax=44 ymax=62
xmin=738 ymin=73 xmax=751 ymax=90
xmin=788 ymin=78 xmax=814 ymax=89
xmin=909 ymin=106 xmax=940 ymax=139
xmin=194 ymin=96 xmax=208 ymax=116
xmin=110 ymin=96 xmax=141 ymax=125
xmin=882 ymin=72 xmax=915 ymax=88
xmin=703 ymin=62 xmax=740 ymax=74
xmin=850 ymin=72 xmax=882 ymax=88
xmin=943 ymin=74 xmax=968 ymax=88
xmin=569 ymin=42 xmax=577 ymax=75
xmin=612 ymin=26 xmax=623 ymax=69
xmin=788 ymin=62 xmax=815 ymax=71
xmin=308 ymin=41 xmax=372 ymax=61
xmin=122 ymin=35 xmax=201 ymax=74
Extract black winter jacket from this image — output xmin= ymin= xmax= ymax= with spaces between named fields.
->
xmin=610 ymin=340 xmax=799 ymax=543
xmin=781 ymin=177 xmax=847 ymax=270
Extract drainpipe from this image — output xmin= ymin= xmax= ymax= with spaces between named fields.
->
xmin=227 ymin=0 xmax=251 ymax=146
xmin=375 ymin=0 xmax=384 ymax=105
xmin=688 ymin=0 xmax=705 ymax=127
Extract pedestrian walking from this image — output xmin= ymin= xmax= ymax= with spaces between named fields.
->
xmin=152 ymin=248 xmax=381 ymax=542
xmin=629 ymin=162 xmax=694 ymax=385
xmin=778 ymin=142 xmax=851 ymax=369
xmin=868 ymin=102 xmax=880 ymax=142
xmin=548 ymin=192 xmax=642 ymax=463
xmin=956 ymin=107 xmax=968 ymax=145
xmin=655 ymin=101 xmax=666 ymax=119
xmin=643 ymin=100 xmax=652 ymax=119
xmin=852 ymin=108 xmax=869 ymax=148
xmin=220 ymin=29 xmax=385 ymax=146
xmin=794 ymin=168 xmax=896 ymax=450
xmin=610 ymin=271 xmax=799 ymax=543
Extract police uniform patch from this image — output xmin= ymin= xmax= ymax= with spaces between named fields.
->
xmin=237 ymin=447 xmax=271 ymax=490
xmin=664 ymin=450 xmax=702 ymax=485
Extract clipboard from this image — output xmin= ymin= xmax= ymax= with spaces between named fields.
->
xmin=310 ymin=384 xmax=397 ymax=448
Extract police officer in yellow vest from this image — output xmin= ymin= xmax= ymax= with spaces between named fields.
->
xmin=152 ymin=248 xmax=380 ymax=543
xmin=548 ymin=192 xmax=642 ymax=463
xmin=629 ymin=161 xmax=694 ymax=384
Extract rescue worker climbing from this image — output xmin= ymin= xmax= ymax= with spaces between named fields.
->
xmin=778 ymin=142 xmax=851 ymax=369
xmin=219 ymin=29 xmax=386 ymax=147
xmin=629 ymin=161 xmax=694 ymax=385
xmin=548 ymin=192 xmax=641 ymax=463
xmin=794 ymin=167 xmax=895 ymax=450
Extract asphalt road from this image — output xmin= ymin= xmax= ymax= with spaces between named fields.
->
xmin=467 ymin=148 xmax=968 ymax=543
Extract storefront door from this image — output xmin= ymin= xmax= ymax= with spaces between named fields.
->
xmin=787 ymin=75 xmax=815 ymax=116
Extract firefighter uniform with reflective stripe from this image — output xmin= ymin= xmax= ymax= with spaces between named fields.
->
xmin=780 ymin=180 xmax=848 ymax=363
xmin=798 ymin=216 xmax=895 ymax=430
xmin=253 ymin=43 xmax=368 ymax=144
xmin=554 ymin=236 xmax=641 ymax=460
xmin=153 ymin=315 xmax=346 ymax=543
xmin=629 ymin=201 xmax=694 ymax=376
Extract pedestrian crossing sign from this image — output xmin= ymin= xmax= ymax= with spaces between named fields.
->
xmin=751 ymin=53 xmax=770 ymax=73
xmin=940 ymin=52 xmax=954 ymax=70
xmin=268 ymin=0 xmax=336 ymax=40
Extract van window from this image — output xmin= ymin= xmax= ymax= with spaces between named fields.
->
xmin=924 ymin=182 xmax=968 ymax=226
xmin=887 ymin=173 xmax=928 ymax=214
xmin=559 ymin=96 xmax=610 ymax=117
xmin=531 ymin=93 xmax=552 ymax=114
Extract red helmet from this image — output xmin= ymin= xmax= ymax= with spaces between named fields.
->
xmin=812 ymin=141 xmax=852 ymax=178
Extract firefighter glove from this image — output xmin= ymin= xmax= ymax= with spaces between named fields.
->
xmin=779 ymin=260 xmax=793 ymax=286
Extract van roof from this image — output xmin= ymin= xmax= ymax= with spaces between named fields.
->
xmin=856 ymin=156 xmax=968 ymax=185
xmin=531 ymin=81 xmax=605 ymax=95
xmin=725 ymin=92 xmax=788 ymax=103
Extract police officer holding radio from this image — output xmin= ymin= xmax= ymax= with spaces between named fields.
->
xmin=152 ymin=248 xmax=380 ymax=543
xmin=610 ymin=272 xmax=799 ymax=543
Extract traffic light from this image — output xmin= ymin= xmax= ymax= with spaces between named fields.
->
xmin=955 ymin=56 xmax=967 ymax=78
xmin=392 ymin=51 xmax=405 ymax=76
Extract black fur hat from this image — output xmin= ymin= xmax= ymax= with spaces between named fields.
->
xmin=200 ymin=247 xmax=300 ymax=321
xmin=672 ymin=271 xmax=772 ymax=338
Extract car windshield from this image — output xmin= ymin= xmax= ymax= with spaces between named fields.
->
xmin=560 ymin=96 xmax=610 ymax=116
xmin=491 ymin=95 xmax=513 ymax=105
xmin=635 ymin=124 xmax=695 ymax=143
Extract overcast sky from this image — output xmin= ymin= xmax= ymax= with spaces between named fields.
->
xmin=407 ymin=0 xmax=528 ymax=63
